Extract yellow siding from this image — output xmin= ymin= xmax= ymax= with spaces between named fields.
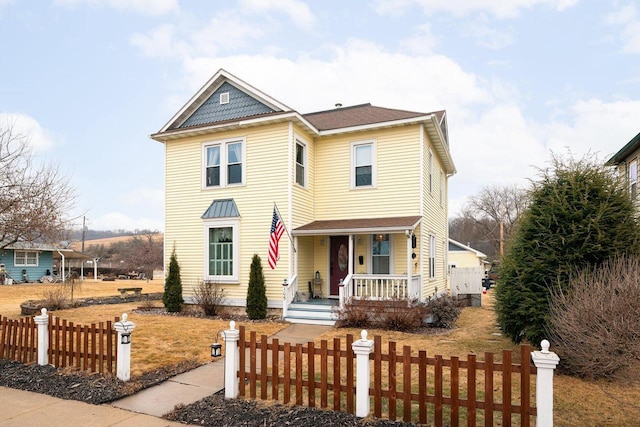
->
xmin=421 ymin=127 xmax=449 ymax=298
xmin=165 ymin=123 xmax=291 ymax=303
xmin=315 ymin=126 xmax=422 ymax=219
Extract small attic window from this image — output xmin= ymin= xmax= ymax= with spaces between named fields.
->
xmin=220 ymin=92 xmax=230 ymax=105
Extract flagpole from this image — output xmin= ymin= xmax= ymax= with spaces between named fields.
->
xmin=274 ymin=202 xmax=296 ymax=253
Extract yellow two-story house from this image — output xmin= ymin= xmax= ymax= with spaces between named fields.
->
xmin=607 ymin=131 xmax=640 ymax=210
xmin=151 ymin=69 xmax=456 ymax=324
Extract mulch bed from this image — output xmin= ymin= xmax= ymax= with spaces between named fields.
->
xmin=0 ymin=359 xmax=418 ymax=426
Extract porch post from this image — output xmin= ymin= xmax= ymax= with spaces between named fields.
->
xmin=406 ymin=230 xmax=413 ymax=300
xmin=348 ymin=234 xmax=354 ymax=276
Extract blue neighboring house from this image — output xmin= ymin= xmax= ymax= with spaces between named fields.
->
xmin=0 ymin=243 xmax=93 ymax=284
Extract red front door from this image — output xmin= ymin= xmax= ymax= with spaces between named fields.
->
xmin=329 ymin=235 xmax=349 ymax=296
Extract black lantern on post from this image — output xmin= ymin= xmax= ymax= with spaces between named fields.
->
xmin=121 ymin=332 xmax=131 ymax=345
xmin=210 ymin=331 xmax=223 ymax=358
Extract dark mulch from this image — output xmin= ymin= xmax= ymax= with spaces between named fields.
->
xmin=165 ymin=391 xmax=419 ymax=426
xmin=0 ymin=359 xmax=418 ymax=426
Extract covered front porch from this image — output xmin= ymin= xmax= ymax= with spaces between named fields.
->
xmin=281 ymin=216 xmax=424 ymax=324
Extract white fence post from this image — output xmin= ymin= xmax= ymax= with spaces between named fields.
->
xmin=34 ymin=308 xmax=49 ymax=366
xmin=352 ymin=330 xmax=374 ymax=418
xmin=223 ymin=320 xmax=240 ymax=399
xmin=114 ymin=313 xmax=136 ymax=382
xmin=531 ymin=339 xmax=560 ymax=427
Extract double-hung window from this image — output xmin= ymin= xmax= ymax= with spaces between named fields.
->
xmin=630 ymin=159 xmax=637 ymax=199
xmin=204 ymin=138 xmax=244 ymax=188
xmin=351 ymin=140 xmax=376 ymax=188
xmin=204 ymin=220 xmax=239 ymax=282
xmin=15 ymin=250 xmax=38 ymax=267
xmin=429 ymin=234 xmax=436 ymax=279
xmin=372 ymin=234 xmax=390 ymax=274
xmin=295 ymin=139 xmax=306 ymax=187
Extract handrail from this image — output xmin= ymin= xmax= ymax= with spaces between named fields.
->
xmin=281 ymin=274 xmax=298 ymax=319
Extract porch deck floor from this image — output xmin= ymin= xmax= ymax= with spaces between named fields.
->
xmin=292 ymin=298 xmax=338 ymax=307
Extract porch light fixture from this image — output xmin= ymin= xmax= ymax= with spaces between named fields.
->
xmin=210 ymin=331 xmax=223 ymax=358
xmin=120 ymin=332 xmax=131 ymax=345
xmin=375 ymin=234 xmax=384 ymax=242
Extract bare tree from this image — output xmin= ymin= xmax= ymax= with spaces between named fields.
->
xmin=0 ymin=123 xmax=75 ymax=248
xmin=121 ymin=232 xmax=163 ymax=280
xmin=450 ymin=184 xmax=529 ymax=258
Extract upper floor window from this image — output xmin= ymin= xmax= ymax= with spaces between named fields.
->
xmin=15 ymin=250 xmax=38 ymax=267
xmin=295 ymin=139 xmax=306 ymax=187
xmin=203 ymin=139 xmax=244 ymax=188
xmin=630 ymin=159 xmax=637 ymax=199
xmin=351 ymin=140 xmax=376 ymax=188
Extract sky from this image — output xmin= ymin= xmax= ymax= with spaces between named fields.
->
xmin=1 ymin=0 xmax=639 ymax=232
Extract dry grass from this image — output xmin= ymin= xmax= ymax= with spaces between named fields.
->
xmin=2 ymin=283 xmax=640 ymax=424
xmin=69 ymin=234 xmax=163 ymax=250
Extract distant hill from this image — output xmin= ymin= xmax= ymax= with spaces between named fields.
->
xmin=70 ymin=233 xmax=163 ymax=252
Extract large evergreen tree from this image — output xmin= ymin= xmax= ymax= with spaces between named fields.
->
xmin=246 ymin=254 xmax=267 ymax=320
xmin=163 ymin=248 xmax=184 ymax=313
xmin=495 ymin=154 xmax=640 ymax=345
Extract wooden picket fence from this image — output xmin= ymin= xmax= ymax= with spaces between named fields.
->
xmin=0 ymin=313 xmax=118 ymax=374
xmin=238 ymin=325 xmax=537 ymax=426
xmin=0 ymin=315 xmax=38 ymax=364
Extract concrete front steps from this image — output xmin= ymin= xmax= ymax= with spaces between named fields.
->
xmin=284 ymin=299 xmax=338 ymax=326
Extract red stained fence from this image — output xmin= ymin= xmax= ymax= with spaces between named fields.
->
xmin=237 ymin=325 xmax=537 ymax=426
xmin=0 ymin=313 xmax=118 ymax=374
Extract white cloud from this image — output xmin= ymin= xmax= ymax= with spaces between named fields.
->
xmin=604 ymin=4 xmax=640 ymax=54
xmin=400 ymin=23 xmax=439 ymax=54
xmin=0 ymin=113 xmax=57 ymax=152
xmin=374 ymin=0 xmax=577 ymax=19
xmin=240 ymin=0 xmax=316 ymax=30
xmin=54 ymin=0 xmax=179 ymax=15
xmin=130 ymin=24 xmax=189 ymax=59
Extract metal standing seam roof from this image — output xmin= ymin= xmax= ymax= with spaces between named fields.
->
xmin=202 ymin=199 xmax=241 ymax=219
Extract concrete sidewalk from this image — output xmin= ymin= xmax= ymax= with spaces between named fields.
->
xmin=111 ymin=323 xmax=332 ymax=417
xmin=0 ymin=386 xmax=182 ymax=427
xmin=0 ymin=323 xmax=332 ymax=426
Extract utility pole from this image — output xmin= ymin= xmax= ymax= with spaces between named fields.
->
xmin=81 ymin=216 xmax=87 ymax=253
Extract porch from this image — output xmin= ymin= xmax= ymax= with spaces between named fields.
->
xmin=283 ymin=216 xmax=425 ymax=326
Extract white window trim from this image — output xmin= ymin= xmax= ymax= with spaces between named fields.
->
xmin=367 ymin=234 xmax=394 ymax=274
xmin=295 ymin=136 xmax=308 ymax=188
xmin=15 ymin=250 xmax=39 ymax=267
xmin=203 ymin=218 xmax=240 ymax=283
xmin=202 ymin=138 xmax=246 ymax=189
xmin=350 ymin=139 xmax=377 ymax=189
xmin=220 ymin=92 xmax=230 ymax=105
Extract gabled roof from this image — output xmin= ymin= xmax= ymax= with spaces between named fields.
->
xmin=150 ymin=69 xmax=455 ymax=174
xmin=606 ymin=131 xmax=640 ymax=166
xmin=448 ymin=239 xmax=487 ymax=259
xmin=157 ymin=69 xmax=293 ymax=134
xmin=303 ymin=103 xmax=430 ymax=131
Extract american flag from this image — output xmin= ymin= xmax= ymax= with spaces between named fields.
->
xmin=268 ymin=208 xmax=285 ymax=269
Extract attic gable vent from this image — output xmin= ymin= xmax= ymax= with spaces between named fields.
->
xmin=220 ymin=92 xmax=230 ymax=105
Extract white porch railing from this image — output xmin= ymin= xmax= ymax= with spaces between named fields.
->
xmin=281 ymin=274 xmax=298 ymax=319
xmin=340 ymin=274 xmax=422 ymax=308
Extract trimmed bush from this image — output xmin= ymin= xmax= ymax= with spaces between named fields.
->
xmin=246 ymin=254 xmax=267 ymax=320
xmin=426 ymin=295 xmax=461 ymax=328
xmin=163 ymin=248 xmax=184 ymax=313
xmin=495 ymin=154 xmax=640 ymax=344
